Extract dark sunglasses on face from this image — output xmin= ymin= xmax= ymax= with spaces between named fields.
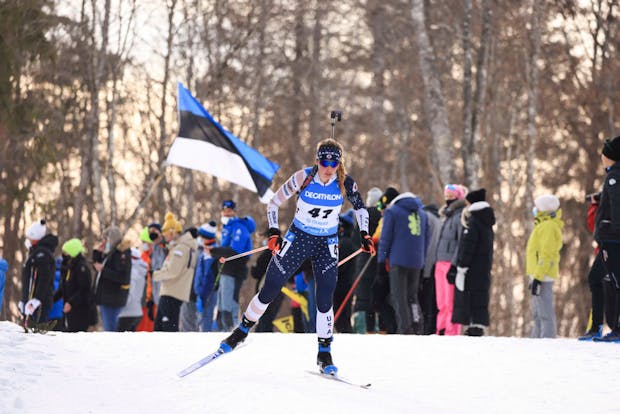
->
xmin=319 ymin=159 xmax=339 ymax=168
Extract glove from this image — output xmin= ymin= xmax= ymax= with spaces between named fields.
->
xmin=530 ymin=278 xmax=542 ymax=296
xmin=359 ymin=231 xmax=375 ymax=255
xmin=446 ymin=265 xmax=457 ymax=284
xmin=25 ymin=298 xmax=41 ymax=316
xmin=146 ymin=299 xmax=155 ymax=321
xmin=267 ymin=228 xmax=283 ymax=253
xmin=455 ymin=267 xmax=468 ymax=292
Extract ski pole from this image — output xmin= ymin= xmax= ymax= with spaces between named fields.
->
xmin=217 ymin=245 xmax=269 ymax=264
xmin=334 ymin=253 xmax=374 ymax=322
xmin=338 ymin=248 xmax=363 ymax=267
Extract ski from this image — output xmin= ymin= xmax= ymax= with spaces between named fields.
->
xmin=177 ymin=348 xmax=226 ymax=378
xmin=305 ymin=370 xmax=371 ymax=389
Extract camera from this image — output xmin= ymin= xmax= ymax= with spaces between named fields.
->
xmin=586 ymin=192 xmax=601 ymax=203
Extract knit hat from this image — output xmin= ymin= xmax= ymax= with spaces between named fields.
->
xmin=378 ymin=187 xmax=399 ymax=210
xmin=602 ymin=136 xmax=620 ymax=161
xmin=534 ymin=194 xmax=560 ymax=212
xmin=26 ymin=219 xmax=47 ymax=240
xmin=62 ymin=238 xmax=85 ymax=258
xmin=221 ymin=200 xmax=236 ymax=210
xmin=198 ymin=221 xmax=217 ymax=240
xmin=139 ymin=227 xmax=152 ymax=243
xmin=162 ymin=212 xmax=182 ymax=234
xmin=466 ymin=188 xmax=487 ymax=204
xmin=148 ymin=222 xmax=162 ymax=232
xmin=366 ymin=187 xmax=383 ymax=208
xmin=444 ymin=184 xmax=466 ymax=200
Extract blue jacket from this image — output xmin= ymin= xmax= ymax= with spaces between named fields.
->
xmin=194 ymin=251 xmax=217 ymax=302
xmin=378 ymin=193 xmax=430 ymax=270
xmin=221 ymin=216 xmax=256 ymax=255
xmin=0 ymin=258 xmax=7 ymax=312
xmin=48 ymin=257 xmax=64 ymax=320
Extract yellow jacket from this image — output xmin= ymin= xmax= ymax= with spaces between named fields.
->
xmin=525 ymin=209 xmax=564 ymax=281
xmin=153 ymin=232 xmax=198 ymax=302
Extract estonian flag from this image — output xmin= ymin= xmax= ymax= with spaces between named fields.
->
xmin=166 ymin=82 xmax=279 ymax=202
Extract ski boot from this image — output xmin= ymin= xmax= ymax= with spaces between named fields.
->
xmin=593 ymin=328 xmax=620 ymax=343
xmin=220 ymin=315 xmax=255 ymax=353
xmin=317 ymin=337 xmax=338 ymax=375
xmin=578 ymin=325 xmax=603 ymax=341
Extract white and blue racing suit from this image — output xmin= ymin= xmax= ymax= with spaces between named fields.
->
xmin=245 ymin=167 xmax=369 ymax=339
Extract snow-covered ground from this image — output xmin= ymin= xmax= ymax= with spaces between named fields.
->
xmin=0 ymin=321 xmax=616 ymax=414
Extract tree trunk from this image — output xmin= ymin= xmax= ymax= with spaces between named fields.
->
xmin=410 ymin=0 xmax=454 ymax=185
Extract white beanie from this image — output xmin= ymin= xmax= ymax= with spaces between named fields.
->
xmin=198 ymin=221 xmax=217 ymax=240
xmin=366 ymin=187 xmax=383 ymax=208
xmin=534 ymin=194 xmax=560 ymax=213
xmin=26 ymin=219 xmax=47 ymax=240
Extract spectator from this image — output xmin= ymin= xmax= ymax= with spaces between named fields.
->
xmin=20 ymin=219 xmax=58 ymax=329
xmin=435 ymin=184 xmax=467 ymax=336
xmin=55 ymin=239 xmax=92 ymax=332
xmin=593 ymin=136 xmax=620 ymax=342
xmin=210 ymin=200 xmax=256 ymax=331
xmin=526 ymin=194 xmax=563 ymax=338
xmin=194 ymin=221 xmax=219 ymax=332
xmin=451 ymin=188 xmax=495 ymax=336
xmin=370 ymin=187 xmax=399 ymax=334
xmin=147 ymin=222 xmax=168 ymax=324
xmin=118 ymin=248 xmax=148 ymax=331
xmin=135 ymin=226 xmax=154 ymax=332
xmin=579 ymin=192 xmax=610 ymax=340
xmin=48 ymin=257 xmax=64 ymax=330
xmin=93 ymin=226 xmax=132 ymax=331
xmin=153 ymin=213 xmax=198 ymax=332
xmin=420 ymin=204 xmax=441 ymax=335
xmin=352 ymin=187 xmax=382 ymax=333
xmin=377 ymin=190 xmax=430 ymax=334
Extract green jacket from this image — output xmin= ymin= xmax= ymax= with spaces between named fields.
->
xmin=526 ymin=209 xmax=564 ymax=281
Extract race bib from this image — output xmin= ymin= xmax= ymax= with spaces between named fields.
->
xmin=277 ymin=231 xmax=296 ymax=258
xmin=327 ymin=236 xmax=339 ymax=260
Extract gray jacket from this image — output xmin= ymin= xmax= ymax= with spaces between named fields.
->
xmin=422 ymin=210 xmax=442 ymax=279
xmin=436 ymin=199 xmax=466 ymax=263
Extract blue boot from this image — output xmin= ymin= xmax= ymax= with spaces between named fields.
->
xmin=593 ymin=329 xmax=620 ymax=343
xmin=220 ymin=315 xmax=255 ymax=352
xmin=578 ymin=325 xmax=603 ymax=341
xmin=317 ymin=337 xmax=337 ymax=374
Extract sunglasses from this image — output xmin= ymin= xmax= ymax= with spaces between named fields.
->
xmin=319 ymin=159 xmax=339 ymax=168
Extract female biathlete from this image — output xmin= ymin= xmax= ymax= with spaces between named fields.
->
xmin=221 ymin=138 xmax=375 ymax=374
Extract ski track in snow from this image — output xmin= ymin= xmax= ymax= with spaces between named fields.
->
xmin=0 ymin=321 xmax=617 ymax=414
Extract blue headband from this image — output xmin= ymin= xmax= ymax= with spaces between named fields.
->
xmin=317 ymin=146 xmax=342 ymax=162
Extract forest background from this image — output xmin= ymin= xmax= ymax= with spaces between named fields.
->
xmin=0 ymin=0 xmax=617 ymax=337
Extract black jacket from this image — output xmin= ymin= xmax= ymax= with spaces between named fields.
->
xmin=55 ymin=254 xmax=93 ymax=331
xmin=453 ymin=202 xmax=495 ymax=326
xmin=210 ymin=246 xmax=249 ymax=280
xmin=594 ymin=161 xmax=620 ymax=243
xmin=94 ymin=241 xmax=132 ymax=308
xmin=21 ymin=234 xmax=58 ymax=316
